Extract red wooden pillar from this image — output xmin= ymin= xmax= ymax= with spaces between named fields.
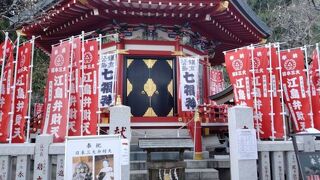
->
xmin=116 ymin=39 xmax=125 ymax=102
xmin=194 ymin=109 xmax=203 ymax=160
xmin=203 ymin=57 xmax=210 ymax=104
xmin=174 ymin=39 xmax=184 ymax=121
xmin=203 ymin=58 xmax=211 ymax=135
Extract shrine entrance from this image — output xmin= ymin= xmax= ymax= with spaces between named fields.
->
xmin=124 ymin=57 xmax=175 ymax=117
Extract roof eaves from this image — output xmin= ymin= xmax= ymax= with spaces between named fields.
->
xmin=230 ymin=0 xmax=272 ymax=38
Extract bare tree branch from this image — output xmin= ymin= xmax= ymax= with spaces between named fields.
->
xmin=0 ymin=0 xmax=58 ymax=29
xmin=310 ymin=0 xmax=320 ymax=11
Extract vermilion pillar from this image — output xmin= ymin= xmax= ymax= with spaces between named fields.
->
xmin=116 ymin=39 xmax=124 ymax=102
xmin=194 ymin=109 xmax=203 ymax=160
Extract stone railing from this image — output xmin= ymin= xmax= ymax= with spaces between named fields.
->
xmin=257 ymin=141 xmax=303 ymax=180
xmin=0 ymin=135 xmax=65 ymax=180
xmin=0 ymin=135 xmax=318 ymax=180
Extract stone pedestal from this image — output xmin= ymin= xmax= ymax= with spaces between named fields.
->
xmin=228 ymin=106 xmax=257 ymax=180
xmin=33 ymin=134 xmax=53 ymax=180
xmin=110 ymin=105 xmax=131 ymax=180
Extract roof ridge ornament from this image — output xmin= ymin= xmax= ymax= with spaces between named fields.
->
xmin=260 ymin=38 xmax=267 ymax=44
xmin=217 ymin=1 xmax=229 ymax=12
xmin=78 ymin=0 xmax=88 ymax=5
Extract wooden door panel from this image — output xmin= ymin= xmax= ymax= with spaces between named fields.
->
xmin=126 ymin=59 xmax=149 ymax=116
xmin=150 ymin=60 xmax=174 ymax=116
xmin=125 ymin=57 xmax=174 ymax=117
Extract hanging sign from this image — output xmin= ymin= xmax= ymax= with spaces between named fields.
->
xmin=0 ymin=52 xmax=14 ymax=142
xmin=0 ymin=39 xmax=14 ymax=62
xmin=179 ymin=56 xmax=199 ymax=111
xmin=68 ymin=38 xmax=82 ymax=136
xmin=65 ymin=135 xmax=122 ymax=180
xmin=82 ymin=39 xmax=99 ymax=136
xmin=33 ymin=103 xmax=44 ymax=133
xmin=99 ymin=53 xmax=117 ymax=108
xmin=269 ymin=47 xmax=285 ymax=138
xmin=225 ymin=48 xmax=253 ymax=107
xmin=43 ymin=41 xmax=71 ymax=142
xmin=280 ymin=48 xmax=311 ymax=132
xmin=250 ymin=47 xmax=284 ymax=139
xmin=12 ymin=42 xmax=32 ymax=143
xmin=310 ymin=49 xmax=320 ymax=129
xmin=312 ymin=49 xmax=320 ymax=91
xmin=34 ymin=103 xmax=44 ymax=118
xmin=210 ymin=69 xmax=224 ymax=95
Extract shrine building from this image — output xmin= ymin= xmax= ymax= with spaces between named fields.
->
xmin=21 ymin=0 xmax=270 ymax=135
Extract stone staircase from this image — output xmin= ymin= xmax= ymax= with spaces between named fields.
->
xmin=129 ymin=129 xmax=221 ymax=180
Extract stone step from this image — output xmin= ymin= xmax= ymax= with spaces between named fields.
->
xmin=130 ymin=151 xmax=209 ymax=161
xmin=130 ymin=168 xmax=219 ymax=180
xmin=131 ymin=159 xmax=210 ymax=170
xmin=208 ymin=157 xmax=230 ymax=169
xmin=130 ymin=159 xmax=230 ymax=171
xmin=131 ymin=129 xmax=190 ymax=144
xmin=130 ymin=144 xmax=141 ymax=151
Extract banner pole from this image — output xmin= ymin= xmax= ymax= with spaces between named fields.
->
xmin=8 ymin=33 xmax=20 ymax=143
xmin=223 ymin=42 xmax=287 ymax=54
xmin=193 ymin=113 xmax=196 ymax=159
xmin=0 ymin=32 xmax=9 ymax=142
xmin=51 ymin=31 xmax=95 ymax=46
xmin=304 ymin=45 xmax=314 ymax=128
xmin=25 ymin=36 xmax=35 ymax=143
xmin=250 ymin=44 xmax=260 ymax=140
xmin=66 ymin=36 xmax=75 ymax=138
xmin=276 ymin=42 xmax=287 ymax=140
xmin=97 ymin=34 xmax=102 ymax=135
xmin=81 ymin=31 xmax=85 ymax=136
xmin=267 ymin=43 xmax=275 ymax=141
xmin=0 ymin=32 xmax=9 ymax=103
xmin=316 ymin=43 xmax=320 ymax=98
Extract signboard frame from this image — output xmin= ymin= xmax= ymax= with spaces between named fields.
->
xmin=65 ymin=135 xmax=122 ymax=180
xmin=292 ymin=133 xmax=320 ymax=180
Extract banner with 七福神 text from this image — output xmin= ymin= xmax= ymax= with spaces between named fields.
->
xmin=310 ymin=49 xmax=320 ymax=129
xmin=280 ymin=48 xmax=311 ymax=132
xmin=249 ymin=47 xmax=283 ymax=139
xmin=68 ymin=37 xmax=82 ymax=136
xmin=82 ymin=39 xmax=99 ymax=135
xmin=179 ymin=56 xmax=199 ymax=111
xmin=99 ymin=53 xmax=117 ymax=108
xmin=12 ymin=42 xmax=32 ymax=143
xmin=0 ymin=51 xmax=14 ymax=142
xmin=225 ymin=48 xmax=253 ymax=107
xmin=210 ymin=69 xmax=224 ymax=95
xmin=43 ymin=41 xmax=71 ymax=142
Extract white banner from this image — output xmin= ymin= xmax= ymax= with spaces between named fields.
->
xmin=65 ymin=135 xmax=122 ymax=180
xmin=99 ymin=53 xmax=117 ymax=108
xmin=179 ymin=57 xmax=199 ymax=111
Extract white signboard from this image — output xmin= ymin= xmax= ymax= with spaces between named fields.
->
xmin=65 ymin=135 xmax=122 ymax=180
xmin=179 ymin=57 xmax=199 ymax=111
xmin=237 ymin=129 xmax=258 ymax=160
xmin=99 ymin=53 xmax=117 ymax=108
